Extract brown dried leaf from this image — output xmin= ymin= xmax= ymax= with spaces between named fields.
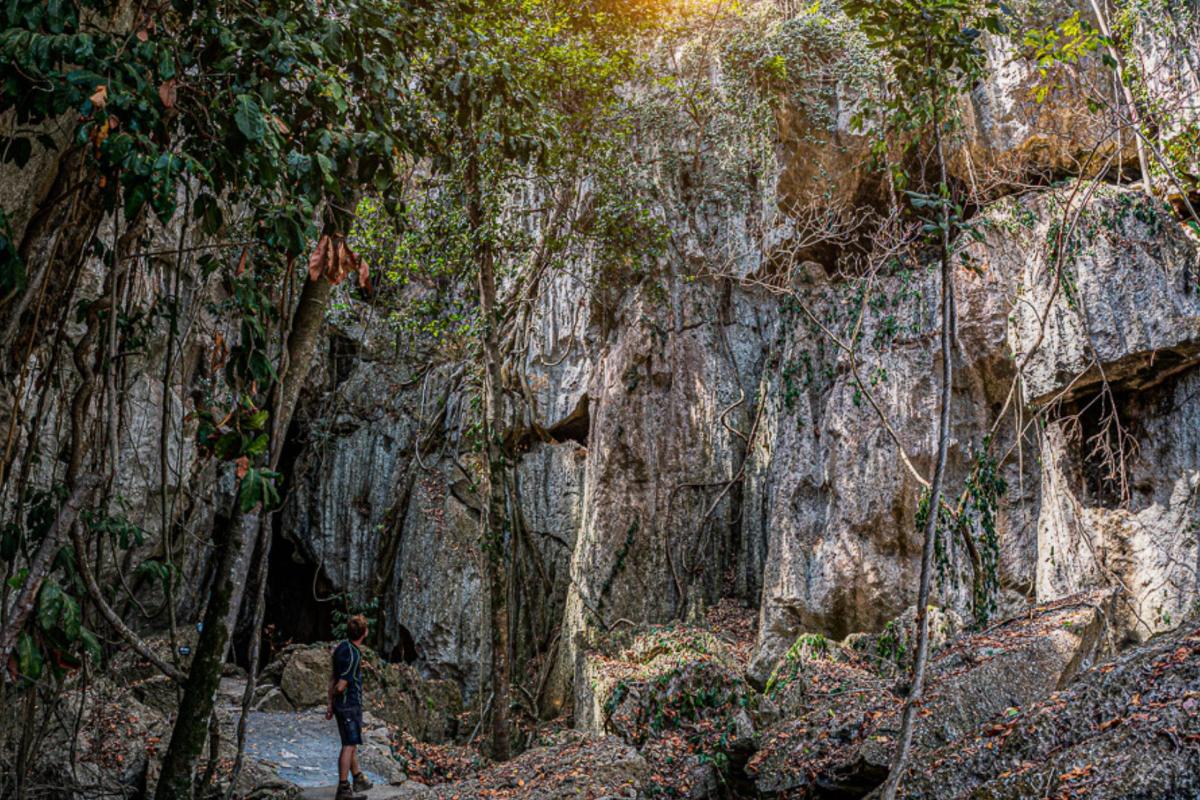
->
xmin=89 ymin=85 xmax=108 ymax=108
xmin=235 ymin=456 xmax=249 ymax=480
xmin=158 ymin=79 xmax=177 ymax=109
xmin=307 ymin=234 xmax=331 ymax=282
xmin=236 ymin=247 xmax=249 ymax=276
xmin=357 ymin=253 xmax=370 ymax=290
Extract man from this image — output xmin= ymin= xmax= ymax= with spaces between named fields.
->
xmin=326 ymin=614 xmax=374 ymax=799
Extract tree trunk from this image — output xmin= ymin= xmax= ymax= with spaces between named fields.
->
xmin=154 ymin=512 xmax=248 ymax=800
xmin=879 ymin=110 xmax=956 ymax=800
xmin=155 ymin=274 xmax=332 ymax=799
xmin=227 ymin=272 xmax=333 ymax=792
xmin=466 ymin=145 xmax=512 ymax=761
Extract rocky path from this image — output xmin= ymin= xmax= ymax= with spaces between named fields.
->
xmin=237 ymin=708 xmax=390 ymax=788
xmin=298 ymin=785 xmax=428 ymax=799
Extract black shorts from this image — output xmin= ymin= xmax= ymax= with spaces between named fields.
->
xmin=333 ymin=705 xmax=363 ymax=746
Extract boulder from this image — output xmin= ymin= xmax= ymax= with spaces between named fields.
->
xmin=265 ymin=644 xmax=463 ymax=742
xmin=365 ymin=661 xmax=462 ymax=744
xmin=35 ymin=680 xmax=170 ymax=799
xmin=280 ymin=646 xmax=333 ymax=708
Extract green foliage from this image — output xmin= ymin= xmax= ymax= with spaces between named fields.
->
xmin=1 ymin=0 xmax=432 ymax=240
xmin=330 ymin=593 xmax=380 ymax=640
xmin=11 ymin=579 xmax=103 ymax=683
xmin=919 ymin=441 xmax=1007 ymax=627
xmin=83 ymin=500 xmax=146 ymax=550
xmin=351 ymin=194 xmax=477 ymax=348
xmin=845 ymin=0 xmax=1007 ymax=199
xmin=875 ymin=619 xmax=908 ymax=667
xmin=1023 ymin=10 xmax=1114 ymax=104
xmin=765 ymin=631 xmax=832 ymax=695
xmin=727 ymin=1 xmax=879 ymax=131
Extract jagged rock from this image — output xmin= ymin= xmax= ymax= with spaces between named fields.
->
xmin=1037 ymin=367 xmax=1200 ymax=642
xmin=747 ymin=255 xmax=1039 ymax=678
xmin=901 ymin=620 xmax=1200 ymax=799
xmin=860 ymin=593 xmax=1112 ymax=764
xmin=560 ymin=281 xmax=778 ymax=698
xmin=382 ymin=456 xmax=487 ymax=695
xmin=749 ymin=593 xmax=1113 ymax=796
xmin=282 ymin=355 xmax=424 ymax=605
xmin=513 ymin=440 xmax=588 ymax=716
xmin=993 ymin=186 xmax=1200 ymax=407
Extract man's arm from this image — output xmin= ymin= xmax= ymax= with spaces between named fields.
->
xmin=326 ymin=675 xmax=349 ymax=712
xmin=327 ymin=644 xmax=351 ymax=717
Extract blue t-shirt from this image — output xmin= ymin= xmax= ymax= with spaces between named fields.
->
xmin=331 ymin=640 xmax=363 ymax=709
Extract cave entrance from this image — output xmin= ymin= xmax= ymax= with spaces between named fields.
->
xmin=388 ymin=624 xmax=417 ymax=664
xmin=259 ymin=529 xmax=336 ymax=665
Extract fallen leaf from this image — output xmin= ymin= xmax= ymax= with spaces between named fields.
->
xmin=89 ymin=85 xmax=108 ymax=108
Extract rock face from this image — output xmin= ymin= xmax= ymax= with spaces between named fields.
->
xmin=1002 ymin=187 xmax=1200 ymax=407
xmin=749 ymin=182 xmax=1200 ymax=677
xmin=258 ymin=2 xmax=1200 ymax=711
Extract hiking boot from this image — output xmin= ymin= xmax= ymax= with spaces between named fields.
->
xmin=335 ymin=781 xmax=366 ymax=800
xmin=353 ymin=772 xmax=374 ymax=792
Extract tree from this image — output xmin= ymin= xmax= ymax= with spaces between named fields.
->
xmin=0 ymin=0 xmax=440 ymax=795
xmin=840 ymin=1 xmax=1006 ymax=796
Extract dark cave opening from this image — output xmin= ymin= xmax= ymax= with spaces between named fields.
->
xmin=258 ymin=528 xmax=337 ymax=664
xmin=546 ymin=393 xmax=590 ymax=446
xmin=388 ymin=624 xmax=418 ymax=664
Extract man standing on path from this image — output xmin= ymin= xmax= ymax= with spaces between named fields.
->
xmin=326 ymin=615 xmax=374 ymax=800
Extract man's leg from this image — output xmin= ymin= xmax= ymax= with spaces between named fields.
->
xmin=339 ymin=745 xmax=354 ymax=783
xmin=349 ymin=747 xmax=361 ymax=778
